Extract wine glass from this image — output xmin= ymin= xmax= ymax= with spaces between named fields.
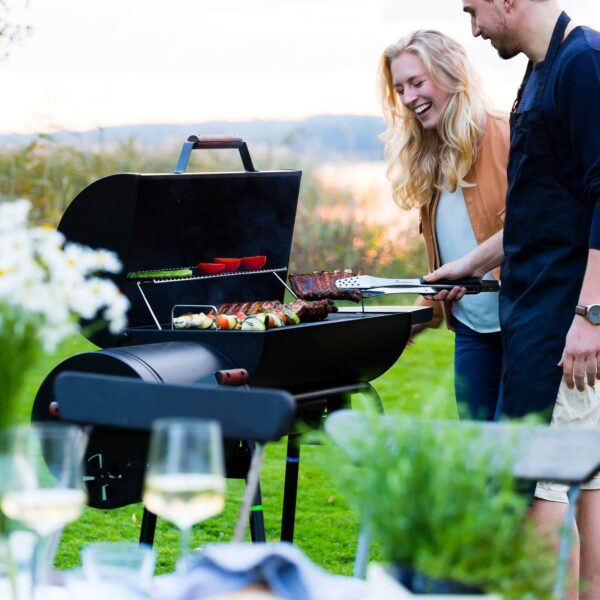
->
xmin=0 ymin=423 xmax=87 ymax=598
xmin=143 ymin=418 xmax=225 ymax=570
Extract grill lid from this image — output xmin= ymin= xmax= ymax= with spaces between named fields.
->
xmin=58 ymin=136 xmax=302 ymax=347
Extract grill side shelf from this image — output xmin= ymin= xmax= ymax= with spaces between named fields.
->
xmin=133 ymin=268 xmax=290 ymax=330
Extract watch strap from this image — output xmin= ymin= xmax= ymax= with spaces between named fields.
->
xmin=575 ymin=304 xmax=588 ymax=317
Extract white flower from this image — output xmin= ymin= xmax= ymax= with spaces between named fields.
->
xmin=103 ymin=291 xmax=130 ymax=334
xmin=92 ymin=249 xmax=122 ymax=274
xmin=60 ymin=243 xmax=97 ymax=277
xmin=0 ymin=199 xmax=129 ymax=351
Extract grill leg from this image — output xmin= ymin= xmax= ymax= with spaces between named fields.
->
xmin=139 ymin=508 xmax=158 ymax=546
xmin=244 ymin=440 xmax=267 ymax=543
xmin=326 ymin=384 xmax=384 ymax=417
xmin=281 ymin=433 xmax=301 ymax=543
xmin=249 ymin=481 xmax=266 ymax=543
xmin=360 ymin=383 xmax=384 ymax=414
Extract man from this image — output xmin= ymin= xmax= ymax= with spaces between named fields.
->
xmin=424 ymin=0 xmax=600 ymax=596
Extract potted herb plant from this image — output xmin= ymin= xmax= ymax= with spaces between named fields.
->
xmin=324 ymin=412 xmax=557 ymax=599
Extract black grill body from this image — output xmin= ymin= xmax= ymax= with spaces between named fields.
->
xmin=123 ymin=311 xmax=411 ymax=391
xmin=32 ymin=137 xmax=430 ymax=530
xmin=33 ymin=342 xmax=233 ymax=508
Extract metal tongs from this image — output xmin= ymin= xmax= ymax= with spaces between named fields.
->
xmin=335 ymin=275 xmax=500 ymax=298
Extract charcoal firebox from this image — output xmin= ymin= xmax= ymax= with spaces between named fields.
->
xmin=32 ymin=136 xmax=431 ymax=542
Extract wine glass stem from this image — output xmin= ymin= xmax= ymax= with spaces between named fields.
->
xmin=179 ymin=526 xmax=192 ymax=571
xmin=30 ymin=531 xmax=58 ymax=599
xmin=30 ymin=537 xmax=41 ymax=600
xmin=32 ymin=535 xmax=50 ymax=599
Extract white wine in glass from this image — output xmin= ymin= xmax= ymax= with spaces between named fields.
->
xmin=2 ymin=488 xmax=86 ymax=538
xmin=0 ymin=423 xmax=87 ymax=596
xmin=143 ymin=419 xmax=225 ymax=569
xmin=144 ymin=473 xmax=225 ymax=530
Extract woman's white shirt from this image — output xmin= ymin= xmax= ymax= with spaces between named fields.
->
xmin=435 ymin=186 xmax=500 ymax=333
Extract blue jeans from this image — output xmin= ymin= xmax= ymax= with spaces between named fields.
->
xmin=453 ymin=319 xmax=503 ymax=421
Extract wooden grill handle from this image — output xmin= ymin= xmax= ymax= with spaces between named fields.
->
xmin=215 ymin=368 xmax=250 ymax=386
xmin=174 ymin=135 xmax=256 ymax=173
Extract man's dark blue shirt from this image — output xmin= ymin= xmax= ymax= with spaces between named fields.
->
xmin=518 ymin=26 xmax=600 ymax=249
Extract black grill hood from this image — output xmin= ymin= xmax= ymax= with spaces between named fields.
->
xmin=58 ymin=136 xmax=301 ymax=347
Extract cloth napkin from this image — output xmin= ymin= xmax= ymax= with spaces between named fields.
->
xmin=151 ymin=542 xmax=367 ymax=600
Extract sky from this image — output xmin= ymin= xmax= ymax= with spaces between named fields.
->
xmin=1 ymin=0 xmax=599 ymax=135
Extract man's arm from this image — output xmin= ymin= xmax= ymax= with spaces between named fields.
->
xmin=554 ymin=51 xmax=600 ymax=389
xmin=559 ymin=248 xmax=600 ymax=391
xmin=422 ymin=230 xmax=504 ymax=301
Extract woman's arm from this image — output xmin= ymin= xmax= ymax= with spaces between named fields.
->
xmin=421 ymin=230 xmax=504 ymax=301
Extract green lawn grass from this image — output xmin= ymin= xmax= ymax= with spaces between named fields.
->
xmin=16 ymin=327 xmax=456 ymax=576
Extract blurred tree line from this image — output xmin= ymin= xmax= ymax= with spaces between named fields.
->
xmin=0 ymin=136 xmax=427 ymax=279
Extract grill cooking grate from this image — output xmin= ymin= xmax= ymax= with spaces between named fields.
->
xmin=135 ymin=268 xmax=296 ymax=330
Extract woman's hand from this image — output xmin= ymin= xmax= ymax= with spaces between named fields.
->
xmin=421 ymin=230 xmax=504 ymax=301
xmin=421 ymin=256 xmax=485 ymax=302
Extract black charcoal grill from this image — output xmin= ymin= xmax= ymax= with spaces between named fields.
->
xmin=32 ymin=136 xmax=431 ymax=543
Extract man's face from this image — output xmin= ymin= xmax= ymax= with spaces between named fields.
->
xmin=462 ymin=0 xmax=520 ymax=60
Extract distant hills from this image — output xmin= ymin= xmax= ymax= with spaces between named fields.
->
xmin=0 ymin=115 xmax=386 ymax=162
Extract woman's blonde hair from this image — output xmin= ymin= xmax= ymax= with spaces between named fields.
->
xmin=378 ymin=30 xmax=489 ymax=209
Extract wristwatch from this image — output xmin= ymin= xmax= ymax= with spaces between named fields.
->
xmin=575 ymin=303 xmax=600 ymax=325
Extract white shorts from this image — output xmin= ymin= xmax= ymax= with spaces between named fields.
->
xmin=534 ymin=380 xmax=600 ymax=504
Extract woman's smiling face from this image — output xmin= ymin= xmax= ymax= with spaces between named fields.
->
xmin=390 ymin=51 xmax=450 ymax=130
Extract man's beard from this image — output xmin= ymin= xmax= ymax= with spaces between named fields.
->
xmin=495 ymin=40 xmax=520 ymax=60
xmin=498 ymin=47 xmax=520 ymax=60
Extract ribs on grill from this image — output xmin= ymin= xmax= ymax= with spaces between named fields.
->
xmin=289 ymin=270 xmax=363 ymax=303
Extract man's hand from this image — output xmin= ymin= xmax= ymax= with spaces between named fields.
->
xmin=561 ymin=249 xmax=600 ymax=390
xmin=559 ymin=316 xmax=600 ymax=391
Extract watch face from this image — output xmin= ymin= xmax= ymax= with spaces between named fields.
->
xmin=588 ymin=304 xmax=600 ymax=325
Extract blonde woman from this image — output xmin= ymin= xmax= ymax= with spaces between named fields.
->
xmin=378 ymin=30 xmax=509 ymax=420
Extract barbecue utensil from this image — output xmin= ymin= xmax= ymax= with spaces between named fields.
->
xmin=335 ymin=275 xmax=499 ymax=297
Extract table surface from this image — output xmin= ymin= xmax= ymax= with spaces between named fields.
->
xmin=0 ymin=558 xmax=508 ymax=599
xmin=0 ymin=578 xmax=281 ymax=599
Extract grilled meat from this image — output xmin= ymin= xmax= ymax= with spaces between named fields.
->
xmin=287 ymin=299 xmax=338 ymax=322
xmin=289 ymin=269 xmax=362 ymax=303
xmin=215 ymin=300 xmax=284 ymax=315
xmin=210 ymin=298 xmax=336 ymax=324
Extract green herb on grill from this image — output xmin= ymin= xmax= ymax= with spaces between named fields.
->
xmin=126 ymin=268 xmax=193 ymax=280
